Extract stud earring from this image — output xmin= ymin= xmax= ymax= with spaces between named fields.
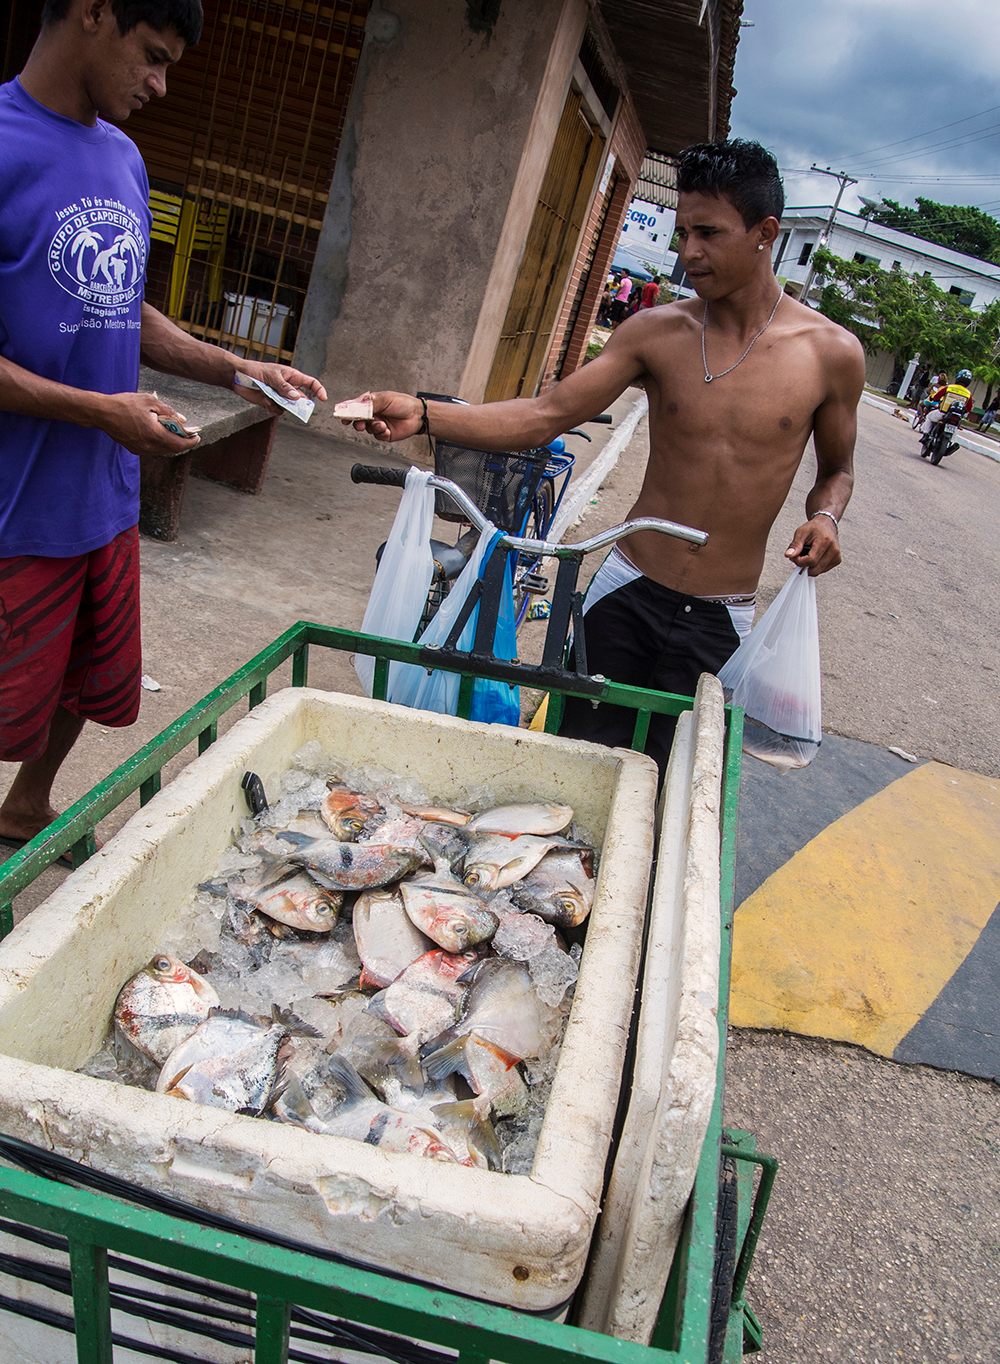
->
xmin=757 ymin=244 xmax=765 ymax=252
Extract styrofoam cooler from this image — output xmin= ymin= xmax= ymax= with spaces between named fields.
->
xmin=0 ymin=688 xmax=658 ymax=1323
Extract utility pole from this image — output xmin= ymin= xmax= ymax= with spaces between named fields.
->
xmin=800 ymin=166 xmax=859 ymax=307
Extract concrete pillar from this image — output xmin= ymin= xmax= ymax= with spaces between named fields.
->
xmin=296 ymin=0 xmax=586 ymax=431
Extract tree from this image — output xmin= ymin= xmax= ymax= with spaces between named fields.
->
xmin=860 ymin=197 xmax=1000 ymax=265
xmin=811 ymin=248 xmax=1000 ymax=384
xmin=970 ymin=299 xmax=1000 ymax=407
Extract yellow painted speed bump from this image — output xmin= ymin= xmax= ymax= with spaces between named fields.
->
xmin=731 ymin=762 xmax=1000 ymax=1058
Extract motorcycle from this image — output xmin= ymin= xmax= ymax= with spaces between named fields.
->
xmin=920 ymin=405 xmax=964 ymax=465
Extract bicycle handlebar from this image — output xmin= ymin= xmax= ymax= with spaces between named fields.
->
xmin=587 ymin=413 xmax=613 ymax=424
xmin=351 ymin=464 xmax=408 ymax=488
xmin=351 ymin=464 xmax=708 ymax=554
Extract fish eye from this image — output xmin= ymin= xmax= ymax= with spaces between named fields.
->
xmin=153 ymin=956 xmax=172 ymax=973
xmin=559 ymin=898 xmax=576 ymax=913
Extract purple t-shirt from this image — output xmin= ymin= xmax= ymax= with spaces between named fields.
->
xmin=0 ymin=78 xmax=150 ymax=556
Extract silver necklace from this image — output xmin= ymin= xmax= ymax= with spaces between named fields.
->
xmin=701 ymin=292 xmax=783 ymax=382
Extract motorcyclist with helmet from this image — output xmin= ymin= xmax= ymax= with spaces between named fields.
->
xmin=920 ymin=367 xmax=974 ymax=459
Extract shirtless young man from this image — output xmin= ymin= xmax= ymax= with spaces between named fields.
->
xmin=345 ymin=140 xmax=865 ymax=770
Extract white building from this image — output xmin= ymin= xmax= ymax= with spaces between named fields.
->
xmin=612 ymin=196 xmax=677 ymax=279
xmin=775 ymin=207 xmax=1000 ymax=313
xmin=775 ymin=207 xmax=1000 ymax=393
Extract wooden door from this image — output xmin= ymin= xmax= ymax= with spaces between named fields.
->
xmin=485 ymin=89 xmax=605 ymax=401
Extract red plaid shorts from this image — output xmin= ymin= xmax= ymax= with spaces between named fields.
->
xmin=0 ymin=526 xmax=142 ymax=762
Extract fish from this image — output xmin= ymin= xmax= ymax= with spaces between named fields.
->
xmin=241 ymin=812 xmax=328 ymax=857
xmin=360 ymin=815 xmax=468 ymax=873
xmin=398 ymin=866 xmax=499 ymax=952
xmin=283 ymin=1055 xmax=460 ymax=1161
xmin=461 ymin=833 xmax=555 ymax=892
xmin=276 ymin=832 xmax=424 ymax=890
xmin=114 ymin=954 xmax=220 ymax=1066
xmin=424 ymin=1033 xmax=530 ymax=1121
xmin=508 ymin=847 xmax=596 ymax=928
xmin=353 ymin=887 xmax=433 ymax=989
xmin=231 ymin=870 xmax=343 ymax=934
xmin=399 ymin=802 xmax=472 ymax=827
xmin=381 ymin=949 xmax=478 ymax=1045
xmin=319 ymin=781 xmax=384 ymax=841
xmin=156 ymin=1005 xmax=319 ymax=1115
xmin=421 ymin=957 xmax=548 ymax=1065
xmin=466 ymin=802 xmax=573 ymax=836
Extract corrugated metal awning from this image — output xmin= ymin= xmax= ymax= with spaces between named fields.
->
xmin=633 ymin=152 xmax=677 ymax=209
xmin=598 ymin=0 xmax=744 ymax=154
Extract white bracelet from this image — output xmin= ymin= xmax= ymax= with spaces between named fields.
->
xmin=810 ymin=509 xmax=839 ymax=531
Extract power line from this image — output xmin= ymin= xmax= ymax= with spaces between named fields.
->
xmin=828 ymin=101 xmax=1000 ymax=164
xmin=857 ymin=122 xmax=1000 ymax=172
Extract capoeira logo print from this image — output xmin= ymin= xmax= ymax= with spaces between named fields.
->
xmin=48 ymin=200 xmax=147 ymax=309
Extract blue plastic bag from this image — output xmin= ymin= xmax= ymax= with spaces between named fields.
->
xmin=469 ymin=536 xmax=520 ymax=726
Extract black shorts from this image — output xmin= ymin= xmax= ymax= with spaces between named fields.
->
xmin=558 ymin=556 xmax=744 ymax=777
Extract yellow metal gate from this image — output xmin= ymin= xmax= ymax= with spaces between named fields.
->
xmin=129 ymin=0 xmax=370 ymax=362
xmin=485 ymin=89 xmax=605 ymax=401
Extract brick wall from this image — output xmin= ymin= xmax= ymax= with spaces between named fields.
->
xmin=542 ymin=92 xmax=647 ymax=388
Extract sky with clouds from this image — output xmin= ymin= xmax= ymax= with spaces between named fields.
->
xmin=728 ymin=0 xmax=1000 ymax=222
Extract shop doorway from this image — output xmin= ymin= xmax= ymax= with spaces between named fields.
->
xmin=485 ymin=87 xmax=605 ymax=402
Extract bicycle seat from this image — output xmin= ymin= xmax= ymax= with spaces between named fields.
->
xmin=429 ymin=538 xmax=469 ymax=581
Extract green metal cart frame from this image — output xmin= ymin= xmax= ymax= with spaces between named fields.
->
xmin=0 ymin=622 xmax=776 ymax=1364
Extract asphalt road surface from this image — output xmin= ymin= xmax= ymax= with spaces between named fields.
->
xmin=539 ymin=392 xmax=1000 ymax=1363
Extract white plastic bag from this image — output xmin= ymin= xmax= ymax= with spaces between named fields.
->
xmin=717 ymin=567 xmax=822 ymax=771
xmin=388 ymin=523 xmax=496 ymax=714
xmin=353 ymin=467 xmax=435 ymax=696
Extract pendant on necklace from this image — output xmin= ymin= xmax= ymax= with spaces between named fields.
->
xmin=704 ymin=373 xmax=714 ymax=383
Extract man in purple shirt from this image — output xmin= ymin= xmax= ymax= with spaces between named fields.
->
xmin=0 ymin=0 xmax=327 ymax=857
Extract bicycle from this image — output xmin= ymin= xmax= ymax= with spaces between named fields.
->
xmin=411 ymin=392 xmax=611 ymax=629
xmin=353 ymin=462 xmax=707 ymax=679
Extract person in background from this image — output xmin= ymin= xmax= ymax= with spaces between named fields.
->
xmin=0 ymin=0 xmax=327 ymax=858
xmin=978 ymin=401 xmax=997 ymax=431
xmin=640 ymin=275 xmax=661 ymax=310
xmin=609 ymin=272 xmax=633 ymax=326
xmin=920 ymin=368 xmax=974 ymax=436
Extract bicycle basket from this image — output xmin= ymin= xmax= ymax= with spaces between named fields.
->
xmin=433 ymin=441 xmax=548 ymax=530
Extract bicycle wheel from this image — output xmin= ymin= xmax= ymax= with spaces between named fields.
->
xmin=512 ymin=478 xmax=556 ymax=627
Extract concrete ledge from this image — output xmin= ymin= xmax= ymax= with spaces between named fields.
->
xmin=136 ymin=368 xmax=278 ymax=540
xmin=138 ymin=368 xmax=271 ymax=444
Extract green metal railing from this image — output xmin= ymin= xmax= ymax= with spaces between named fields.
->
xmin=0 ymin=622 xmax=771 ymax=1363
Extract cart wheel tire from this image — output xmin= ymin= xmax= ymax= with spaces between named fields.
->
xmin=707 ymin=1156 xmax=739 ymax=1364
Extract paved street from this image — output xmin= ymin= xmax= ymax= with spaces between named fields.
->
xmin=0 ymin=392 xmax=996 ymax=1360
xmin=540 ymin=393 xmax=1000 ymax=1363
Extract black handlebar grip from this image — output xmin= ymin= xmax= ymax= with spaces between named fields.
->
xmin=588 ymin=413 xmax=614 ymax=424
xmin=350 ymin=464 xmax=409 ymax=487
